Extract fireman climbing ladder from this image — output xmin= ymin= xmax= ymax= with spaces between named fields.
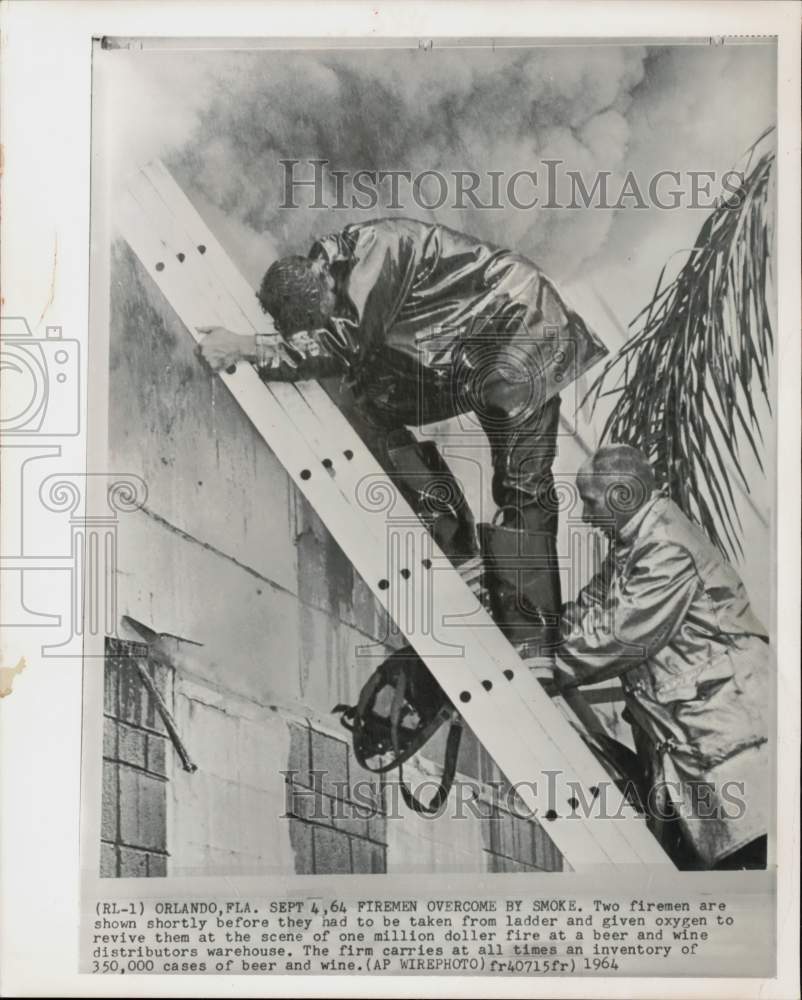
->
xmin=115 ymin=160 xmax=673 ymax=869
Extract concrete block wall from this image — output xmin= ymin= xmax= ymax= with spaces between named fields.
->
xmin=101 ymin=638 xmax=172 ymax=877
xmin=284 ymin=722 xmax=387 ymax=875
xmin=483 ymin=804 xmax=564 ymax=874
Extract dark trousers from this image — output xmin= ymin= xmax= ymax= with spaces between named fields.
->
xmin=479 ymin=394 xmax=561 ymax=537
xmin=332 ymin=378 xmax=561 ymax=534
xmin=326 ymin=377 xmax=562 ymax=640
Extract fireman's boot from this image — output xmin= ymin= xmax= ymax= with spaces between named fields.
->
xmin=385 ymin=433 xmax=479 ymax=567
xmin=478 ymin=507 xmax=561 ymax=655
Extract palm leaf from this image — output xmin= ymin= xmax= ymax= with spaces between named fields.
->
xmin=586 ymin=127 xmax=775 ymax=559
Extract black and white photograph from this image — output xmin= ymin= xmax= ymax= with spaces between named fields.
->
xmin=92 ymin=36 xmax=776 ymax=878
xmin=0 ymin=2 xmax=799 ymax=995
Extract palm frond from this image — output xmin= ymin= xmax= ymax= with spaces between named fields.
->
xmin=586 ymin=127 xmax=775 ymax=559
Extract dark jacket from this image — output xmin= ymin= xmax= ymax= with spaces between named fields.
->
xmin=258 ymin=218 xmax=607 ymax=426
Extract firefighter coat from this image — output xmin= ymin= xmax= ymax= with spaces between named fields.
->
xmin=258 ymin=217 xmax=607 ymax=427
xmin=559 ymin=492 xmax=770 ymax=866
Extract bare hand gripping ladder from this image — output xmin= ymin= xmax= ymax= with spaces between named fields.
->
xmin=115 ymin=160 xmax=673 ymax=869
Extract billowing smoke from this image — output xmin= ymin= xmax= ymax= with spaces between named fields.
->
xmin=103 ymin=42 xmax=775 ymax=304
xmin=165 ymin=45 xmax=646 ymax=283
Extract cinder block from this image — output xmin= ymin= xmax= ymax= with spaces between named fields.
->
xmin=532 ymin=821 xmax=548 ymax=869
xmin=101 ymin=762 xmax=118 ymax=841
xmin=104 ymin=662 xmax=119 ymax=717
xmin=289 ymin=819 xmax=314 ymax=875
xmin=138 ymin=772 xmax=168 ymax=851
xmin=148 ymin=853 xmax=167 ymax=877
xmin=312 ymin=826 xmax=351 ymax=875
xmin=117 ymin=658 xmax=170 ymax=735
xmin=117 ymin=657 xmax=150 ymax=727
xmin=288 ymin=783 xmax=331 ymax=825
xmin=142 ymin=663 xmax=170 ymax=735
xmin=118 ymin=723 xmax=147 ymax=769
xmin=495 ymin=812 xmax=517 ymax=860
xmin=117 ymin=765 xmax=142 ymax=843
xmin=511 ymin=814 xmax=535 ymax=864
xmin=146 ymin=735 xmax=168 ymax=776
xmin=350 ymin=838 xmax=386 ymax=874
xmin=117 ymin=657 xmax=146 ymax=728
xmin=331 ymin=810 xmax=369 ymax=839
xmin=483 ymin=805 xmax=506 ymax=856
xmin=366 ymin=811 xmax=388 ymax=844
xmin=100 ymin=841 xmax=118 ymax=877
xmin=119 ymin=766 xmax=167 ymax=851
xmin=309 ymin=729 xmax=349 ymax=799
xmin=119 ymin=845 xmax=149 ymax=878
xmin=103 ymin=717 xmax=118 ymax=759
xmin=546 ymin=836 xmax=563 ymax=872
xmin=480 ymin=807 xmax=496 ymax=853
xmin=287 ymin=723 xmax=310 ymax=786
xmin=480 ymin=748 xmax=504 ymax=787
xmin=504 ymin=782 xmax=524 ymax=812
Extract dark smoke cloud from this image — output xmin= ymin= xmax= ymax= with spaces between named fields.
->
xmin=159 ymin=46 xmax=647 ymax=283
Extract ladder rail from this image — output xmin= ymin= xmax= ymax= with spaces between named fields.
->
xmin=281 ymin=380 xmax=663 ymax=864
xmin=116 ymin=189 xmax=623 ymax=864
